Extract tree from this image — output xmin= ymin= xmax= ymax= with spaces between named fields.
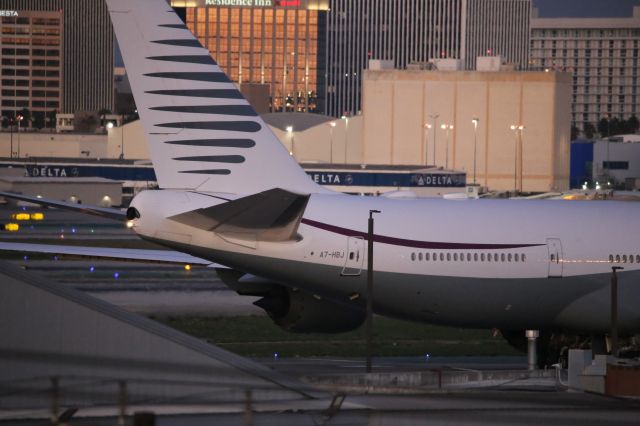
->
xmin=626 ymin=115 xmax=639 ymax=134
xmin=583 ymin=122 xmax=596 ymax=139
xmin=571 ymin=125 xmax=579 ymax=141
xmin=597 ymin=117 xmax=609 ymax=137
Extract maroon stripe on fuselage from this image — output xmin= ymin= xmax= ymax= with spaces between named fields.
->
xmin=301 ymin=218 xmax=544 ymax=250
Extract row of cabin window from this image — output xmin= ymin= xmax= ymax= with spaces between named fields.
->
xmin=609 ymin=254 xmax=640 ymax=264
xmin=411 ymin=252 xmax=527 ymax=263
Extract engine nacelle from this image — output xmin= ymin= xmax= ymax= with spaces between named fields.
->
xmin=254 ymin=287 xmax=365 ymax=333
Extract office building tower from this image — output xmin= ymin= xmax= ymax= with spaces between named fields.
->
xmin=0 ymin=9 xmax=62 ymax=123
xmin=530 ymin=7 xmax=640 ymax=131
xmin=0 ymin=0 xmax=114 ymax=116
xmin=324 ymin=0 xmax=531 ymax=117
xmin=172 ymin=0 xmax=329 ymax=113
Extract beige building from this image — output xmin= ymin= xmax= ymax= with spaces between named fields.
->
xmin=361 ymin=69 xmax=572 ymax=192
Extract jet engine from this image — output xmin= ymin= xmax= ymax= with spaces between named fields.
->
xmin=254 ymin=287 xmax=366 ymax=333
xmin=216 ymin=268 xmax=365 ymax=333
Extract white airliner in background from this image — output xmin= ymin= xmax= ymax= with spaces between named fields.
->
xmin=1 ymin=0 xmax=639 ymax=344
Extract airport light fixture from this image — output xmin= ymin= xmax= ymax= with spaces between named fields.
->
xmin=423 ymin=123 xmax=432 ymax=166
xmin=440 ymin=123 xmax=454 ymax=169
xmin=286 ymin=125 xmax=295 ymax=157
xmin=366 ymin=209 xmax=382 ymax=373
xmin=429 ymin=113 xmax=439 ymax=165
xmin=16 ymin=115 xmax=23 ymax=158
xmin=471 ymin=117 xmax=479 ymax=185
xmin=329 ymin=121 xmax=336 ymax=163
xmin=341 ymin=115 xmax=349 ymax=164
xmin=107 ymin=122 xmax=114 ymax=129
xmin=510 ymin=124 xmax=525 ymax=193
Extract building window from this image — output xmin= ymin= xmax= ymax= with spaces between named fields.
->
xmin=602 ymin=161 xmax=629 ymax=170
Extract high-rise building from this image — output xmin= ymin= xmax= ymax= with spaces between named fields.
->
xmin=324 ymin=0 xmax=531 ymax=117
xmin=530 ymin=7 xmax=640 ymax=131
xmin=172 ymin=0 xmax=329 ymax=113
xmin=0 ymin=0 xmax=114 ymax=116
xmin=0 ymin=9 xmax=63 ymax=123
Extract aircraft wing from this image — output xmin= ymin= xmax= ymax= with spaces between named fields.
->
xmin=0 ymin=191 xmax=126 ymax=221
xmin=0 ymin=242 xmax=219 ymax=266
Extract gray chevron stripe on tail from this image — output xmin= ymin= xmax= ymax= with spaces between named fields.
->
xmin=150 ymin=105 xmax=257 ymax=116
xmin=173 ymin=155 xmax=245 ymax=163
xmin=155 ymin=121 xmax=261 ymax=132
xmin=146 ymin=89 xmax=244 ymax=99
xmin=164 ymin=139 xmax=256 ymax=148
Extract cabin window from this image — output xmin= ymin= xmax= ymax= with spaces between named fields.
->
xmin=636 ymin=255 xmax=640 ymax=263
xmin=481 ymin=253 xmax=485 ymax=262
xmin=501 ymin=253 xmax=506 ymax=262
xmin=440 ymin=253 xmax=444 ymax=261
xmin=508 ymin=253 xmax=512 ymax=262
xmin=418 ymin=252 xmax=423 ymax=261
xmin=609 ymin=254 xmax=614 ymax=263
xmin=474 ymin=253 xmax=479 ymax=262
xmin=616 ymin=254 xmax=621 ymax=263
xmin=453 ymin=253 xmax=458 ymax=261
xmin=630 ymin=255 xmax=635 ymax=264
xmin=446 ymin=253 xmax=451 ymax=261
xmin=494 ymin=253 xmax=499 ymax=262
xmin=425 ymin=253 xmax=430 ymax=261
xmin=622 ymin=255 xmax=628 ymax=263
xmin=550 ymin=254 xmax=555 ymax=262
xmin=350 ymin=252 xmax=356 ymax=260
xmin=467 ymin=253 xmax=472 ymax=261
xmin=433 ymin=252 xmax=437 ymax=261
xmin=522 ymin=254 xmax=526 ymax=262
xmin=515 ymin=253 xmax=519 ymax=262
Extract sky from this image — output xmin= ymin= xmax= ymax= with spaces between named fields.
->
xmin=532 ymin=0 xmax=640 ymax=18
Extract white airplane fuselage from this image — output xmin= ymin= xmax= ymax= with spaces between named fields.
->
xmin=131 ymin=189 xmax=640 ymax=334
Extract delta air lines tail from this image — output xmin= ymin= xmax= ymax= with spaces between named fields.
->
xmin=108 ymin=0 xmax=321 ymax=195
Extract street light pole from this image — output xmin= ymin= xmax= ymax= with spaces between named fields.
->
xmin=366 ymin=209 xmax=381 ymax=373
xmin=429 ymin=113 xmax=439 ymax=165
xmin=510 ymin=125 xmax=524 ymax=193
xmin=472 ymin=117 xmax=479 ymax=185
xmin=16 ymin=115 xmax=23 ymax=158
xmin=286 ymin=125 xmax=294 ymax=157
xmin=423 ymin=123 xmax=432 ymax=166
xmin=341 ymin=115 xmax=349 ymax=164
xmin=9 ymin=118 xmax=14 ymax=159
xmin=120 ymin=114 xmax=125 ymax=160
xmin=329 ymin=121 xmax=336 ymax=163
xmin=440 ymin=124 xmax=453 ymax=169
xmin=611 ymin=266 xmax=623 ymax=357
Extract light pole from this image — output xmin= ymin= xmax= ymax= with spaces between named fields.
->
xmin=329 ymin=121 xmax=336 ymax=163
xmin=16 ymin=115 xmax=23 ymax=158
xmin=8 ymin=117 xmax=14 ymax=159
xmin=471 ymin=117 xmax=479 ymax=185
xmin=510 ymin=124 xmax=525 ymax=193
xmin=120 ymin=114 xmax=125 ymax=160
xmin=366 ymin=209 xmax=381 ymax=373
xmin=429 ymin=113 xmax=439 ymax=165
xmin=423 ymin=123 xmax=432 ymax=166
xmin=440 ymin=123 xmax=453 ymax=169
xmin=286 ymin=125 xmax=294 ymax=157
xmin=341 ymin=115 xmax=349 ymax=164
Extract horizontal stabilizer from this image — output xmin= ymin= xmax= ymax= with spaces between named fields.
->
xmin=0 ymin=191 xmax=125 ymax=221
xmin=169 ymin=188 xmax=310 ymax=242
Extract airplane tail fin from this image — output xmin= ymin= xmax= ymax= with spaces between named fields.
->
xmin=106 ymin=0 xmax=322 ymax=195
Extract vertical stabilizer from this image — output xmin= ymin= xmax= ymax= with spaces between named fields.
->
xmin=106 ymin=0 xmax=322 ymax=195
